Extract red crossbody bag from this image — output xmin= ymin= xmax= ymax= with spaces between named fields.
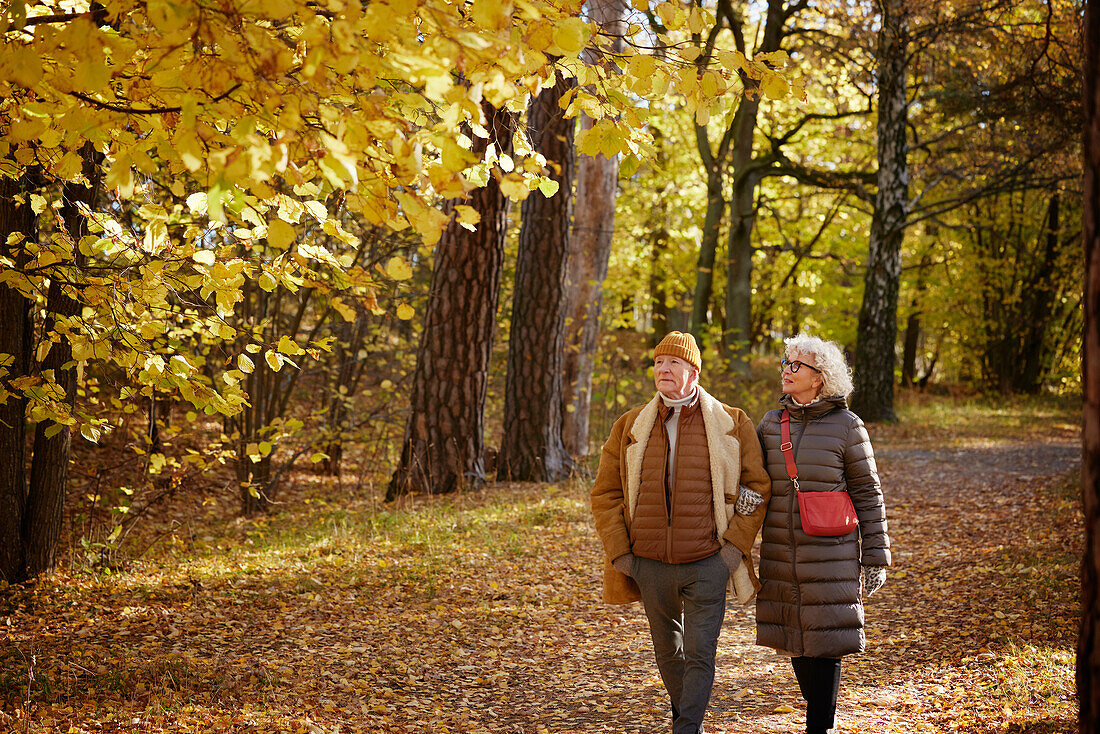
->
xmin=780 ymin=409 xmax=858 ymax=536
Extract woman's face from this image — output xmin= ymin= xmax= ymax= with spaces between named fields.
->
xmin=781 ymin=349 xmax=824 ymax=404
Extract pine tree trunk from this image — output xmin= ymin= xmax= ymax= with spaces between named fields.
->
xmin=387 ymin=102 xmax=516 ymax=499
xmin=499 ymin=72 xmax=575 ymax=481
xmin=0 ymin=173 xmax=36 ymax=584
xmin=23 ymin=143 xmax=101 ymax=576
xmin=1078 ymin=0 xmax=1099 ymax=727
xmin=851 ymin=0 xmax=909 ymax=422
xmin=561 ymin=0 xmax=627 ymax=459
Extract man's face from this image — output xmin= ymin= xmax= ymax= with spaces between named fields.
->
xmin=653 ymin=355 xmax=698 ymax=400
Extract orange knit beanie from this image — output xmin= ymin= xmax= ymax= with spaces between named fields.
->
xmin=653 ymin=331 xmax=701 ymax=371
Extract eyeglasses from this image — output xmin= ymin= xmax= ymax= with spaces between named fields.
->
xmin=780 ymin=359 xmax=821 ymax=374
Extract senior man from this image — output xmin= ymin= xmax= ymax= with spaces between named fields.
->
xmin=590 ymin=331 xmax=771 ymax=734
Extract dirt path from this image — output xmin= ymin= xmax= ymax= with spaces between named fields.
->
xmin=0 ymin=429 xmax=1082 ymax=734
xmin=493 ymin=434 xmax=1082 ymax=734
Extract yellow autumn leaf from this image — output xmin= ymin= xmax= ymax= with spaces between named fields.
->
xmin=552 ymin=17 xmax=588 ymax=56
xmin=687 ymin=7 xmax=706 ymax=34
xmin=385 ymin=256 xmax=413 ymax=281
xmin=192 ymin=250 xmax=216 ymax=266
xmin=267 ymin=218 xmax=296 ymax=249
xmin=265 ymin=350 xmax=283 ymax=372
xmin=537 ymin=178 xmax=559 ymax=198
xmin=396 ymin=303 xmax=415 ymax=320
xmin=499 ymin=172 xmax=531 ymax=200
xmin=186 ymin=192 xmax=207 ymax=214
xmin=760 ymin=73 xmax=790 ymax=100
xmin=277 ymin=335 xmax=304 ymax=356
xmin=454 ymin=205 xmax=481 ymax=231
xmin=773 ymin=704 xmax=795 ymax=714
xmin=331 ymin=297 xmax=357 ymax=322
xmin=237 ymin=354 xmax=254 ymax=374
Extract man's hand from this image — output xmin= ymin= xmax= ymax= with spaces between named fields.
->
xmin=719 ymin=544 xmax=742 ymax=574
xmin=735 ymin=487 xmax=765 ymax=515
xmin=612 ymin=553 xmax=635 ymax=577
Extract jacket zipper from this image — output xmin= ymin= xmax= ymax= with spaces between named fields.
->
xmin=663 ymin=410 xmax=674 ymax=563
xmin=788 ymin=411 xmax=806 ymax=653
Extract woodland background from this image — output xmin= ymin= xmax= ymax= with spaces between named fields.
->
xmin=1 ymin=0 xmax=1096 ymax=732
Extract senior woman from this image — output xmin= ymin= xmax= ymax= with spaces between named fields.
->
xmin=754 ymin=335 xmax=891 ymax=734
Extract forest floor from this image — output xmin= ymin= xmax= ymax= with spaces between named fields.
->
xmin=0 ymin=393 xmax=1084 ymax=733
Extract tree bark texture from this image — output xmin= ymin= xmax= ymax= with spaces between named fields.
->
xmin=235 ymin=283 xmax=275 ymax=515
xmin=724 ymin=97 xmax=762 ymax=371
xmin=499 ymin=72 xmax=576 ymax=481
xmin=1078 ymin=0 xmax=1099 ymax=728
xmin=0 ymin=173 xmax=36 ymax=584
xmin=387 ymin=101 xmax=516 ymax=498
xmin=648 ymin=130 xmax=675 ymax=341
xmin=24 ymin=148 xmax=100 ymax=576
xmin=901 ymin=249 xmax=933 ymax=387
xmin=688 ymin=170 xmax=724 ymax=338
xmin=561 ymin=0 xmax=627 ymax=458
xmin=722 ymin=0 xmax=788 ymax=368
xmin=851 ymin=0 xmax=909 ymax=422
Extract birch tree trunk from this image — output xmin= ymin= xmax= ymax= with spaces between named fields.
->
xmin=499 ymin=71 xmax=575 ymax=481
xmin=561 ymin=0 xmax=626 ymax=458
xmin=387 ymin=101 xmax=516 ymax=498
xmin=1078 ymin=0 xmax=1099 ymax=726
xmin=851 ymin=0 xmax=909 ymax=422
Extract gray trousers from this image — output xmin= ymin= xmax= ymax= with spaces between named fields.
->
xmin=633 ymin=553 xmax=729 ymax=734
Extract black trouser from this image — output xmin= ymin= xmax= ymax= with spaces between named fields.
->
xmin=790 ymin=656 xmax=842 ymax=733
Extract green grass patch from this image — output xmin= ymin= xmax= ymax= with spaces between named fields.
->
xmin=991 ymin=642 xmax=1074 ymax=707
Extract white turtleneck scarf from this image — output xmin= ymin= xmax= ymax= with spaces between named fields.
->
xmin=660 ymin=386 xmax=698 ymax=484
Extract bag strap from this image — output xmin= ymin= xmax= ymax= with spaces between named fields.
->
xmin=779 ymin=409 xmax=800 ymax=491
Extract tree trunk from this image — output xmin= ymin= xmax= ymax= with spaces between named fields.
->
xmin=1078 ymin=0 xmax=1099 ymax=728
xmin=1015 ymin=191 xmax=1061 ymax=392
xmin=901 ymin=249 xmax=934 ymax=387
xmin=387 ymin=101 xmax=516 ymax=499
xmin=720 ymin=0 xmax=784 ymax=367
xmin=499 ymin=71 xmax=575 ymax=481
xmin=22 ymin=146 xmax=101 ymax=576
xmin=322 ymin=313 xmax=368 ymax=476
xmin=724 ymin=98 xmax=761 ymax=372
xmin=0 ymin=173 xmax=36 ymax=584
xmin=900 ymin=310 xmax=921 ymax=386
xmin=688 ymin=171 xmax=725 ymax=339
xmin=561 ymin=0 xmax=626 ymax=459
xmin=851 ymin=0 xmax=909 ymax=422
xmin=236 ymin=288 xmax=275 ymax=514
xmin=648 ymin=131 xmax=673 ymax=341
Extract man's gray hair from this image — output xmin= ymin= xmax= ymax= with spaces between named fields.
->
xmin=784 ymin=334 xmax=854 ymax=399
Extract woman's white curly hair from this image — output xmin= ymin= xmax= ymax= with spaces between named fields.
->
xmin=784 ymin=334 xmax=854 ymax=399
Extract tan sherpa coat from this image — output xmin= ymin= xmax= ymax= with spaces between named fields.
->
xmin=590 ymin=386 xmax=771 ymax=605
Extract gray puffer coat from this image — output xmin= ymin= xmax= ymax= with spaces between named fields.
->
xmin=755 ymin=394 xmax=891 ymax=658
